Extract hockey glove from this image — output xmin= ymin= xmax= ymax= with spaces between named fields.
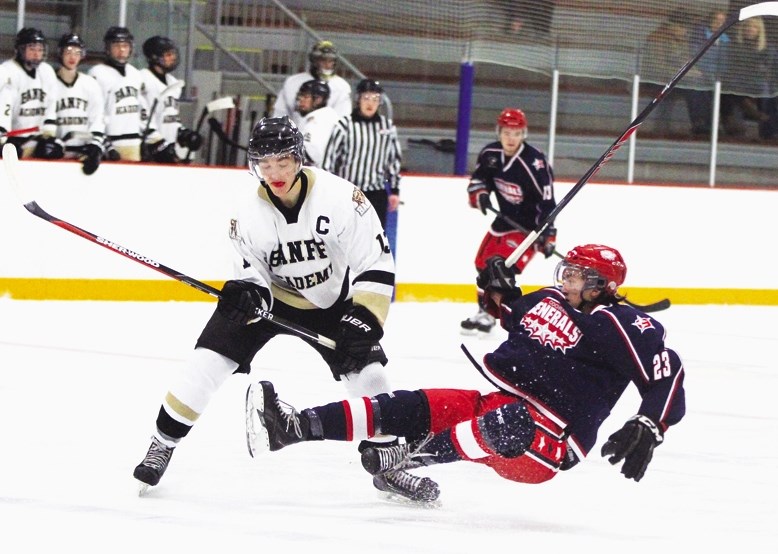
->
xmin=177 ymin=127 xmax=203 ymax=152
xmin=334 ymin=304 xmax=384 ymax=374
xmin=536 ymin=225 xmax=557 ymax=259
xmin=33 ymin=136 xmax=65 ymax=160
xmin=144 ymin=140 xmax=178 ymax=164
xmin=81 ymin=143 xmax=103 ymax=176
xmin=217 ymin=280 xmax=271 ymax=325
xmin=477 ymin=256 xmax=522 ymax=317
xmin=601 ymin=415 xmax=663 ymax=482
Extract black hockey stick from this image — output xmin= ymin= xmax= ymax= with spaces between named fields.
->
xmin=505 ymin=1 xmax=778 ymax=268
xmin=1 ymin=143 xmax=336 ymax=350
xmin=208 ymin=117 xmax=248 ymax=151
xmin=484 ymin=206 xmax=671 ymax=312
xmin=185 ymin=96 xmax=236 ymax=162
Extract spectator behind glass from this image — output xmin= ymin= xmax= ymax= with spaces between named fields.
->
xmin=721 ymin=17 xmax=774 ymax=140
xmin=641 ymin=10 xmax=710 ymax=137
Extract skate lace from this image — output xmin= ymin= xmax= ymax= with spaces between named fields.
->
xmin=275 ymin=397 xmax=303 ymax=438
xmin=378 ymin=434 xmax=436 ymax=472
xmin=143 ymin=438 xmax=173 ymax=470
xmin=385 ymin=469 xmax=428 ymax=493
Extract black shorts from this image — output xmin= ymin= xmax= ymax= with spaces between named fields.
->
xmin=195 ymin=299 xmax=388 ymax=380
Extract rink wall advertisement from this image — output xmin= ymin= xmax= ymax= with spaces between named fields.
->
xmin=0 ymin=158 xmax=776 ymax=305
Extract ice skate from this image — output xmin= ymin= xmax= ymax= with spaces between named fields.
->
xmin=460 ymin=306 xmax=496 ymax=335
xmin=372 ymin=470 xmax=441 ymax=505
xmin=246 ymin=380 xmax=310 ymax=457
xmin=133 ymin=436 xmax=175 ymax=496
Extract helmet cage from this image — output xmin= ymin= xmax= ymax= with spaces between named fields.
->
xmin=143 ymin=36 xmax=179 ymax=72
xmin=103 ymin=26 xmax=134 ymax=62
xmin=15 ymin=28 xmax=47 ymax=67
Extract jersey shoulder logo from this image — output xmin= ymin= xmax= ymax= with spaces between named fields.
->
xmin=631 ymin=315 xmax=655 ymax=333
xmin=229 ymin=218 xmax=242 ymax=241
xmin=352 ymin=187 xmax=371 ymax=216
xmin=532 ymin=158 xmax=545 ymax=171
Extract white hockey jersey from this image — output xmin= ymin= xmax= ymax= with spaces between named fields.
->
xmin=273 ymin=72 xmax=352 ymax=121
xmin=229 ymin=166 xmax=394 ymax=321
xmin=139 ymin=68 xmax=183 ymax=145
xmin=0 ymin=58 xmax=57 ymax=137
xmin=0 ymin=64 xmax=12 ymax=132
xmin=52 ymin=70 xmax=106 ymax=154
xmin=299 ymin=105 xmax=339 ymax=167
xmin=89 ymin=62 xmax=150 ymax=149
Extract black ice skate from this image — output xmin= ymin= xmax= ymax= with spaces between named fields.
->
xmin=372 ymin=470 xmax=441 ymax=504
xmin=245 ymin=380 xmax=310 ymax=457
xmin=133 ymin=436 xmax=175 ymax=495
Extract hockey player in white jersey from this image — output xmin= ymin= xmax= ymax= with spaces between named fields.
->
xmin=295 ymin=79 xmax=339 ymax=167
xmin=0 ymin=27 xmax=60 ymax=159
xmin=133 ymin=116 xmax=398 ymax=494
xmin=273 ymin=40 xmax=352 ymax=120
xmin=52 ymin=33 xmax=106 ymax=175
xmin=139 ymin=36 xmax=201 ymax=161
xmin=89 ymin=26 xmax=170 ymax=163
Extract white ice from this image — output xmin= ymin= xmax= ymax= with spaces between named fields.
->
xmin=0 ymin=299 xmax=776 ymax=552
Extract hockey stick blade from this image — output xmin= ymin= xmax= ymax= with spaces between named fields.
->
xmin=484 ymin=206 xmax=670 ymax=312
xmin=206 ymin=96 xmax=235 ymax=113
xmin=505 ymin=1 xmax=778 ymax=268
xmin=1 ymin=143 xmax=336 ymax=349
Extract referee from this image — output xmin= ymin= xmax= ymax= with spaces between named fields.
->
xmin=322 ymin=79 xmax=402 ymax=228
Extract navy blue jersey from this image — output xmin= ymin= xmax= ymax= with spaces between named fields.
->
xmin=467 ymin=141 xmax=555 ymax=233
xmin=479 ymin=287 xmax=686 ymax=461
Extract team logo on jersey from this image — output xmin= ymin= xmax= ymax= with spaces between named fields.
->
xmin=631 ymin=316 xmax=655 ymax=333
xmin=494 ymin=178 xmax=524 ymax=204
xmin=352 ymin=187 xmax=371 ymax=216
xmin=520 ymin=297 xmax=582 ymax=353
xmin=532 ymin=158 xmax=545 ymax=171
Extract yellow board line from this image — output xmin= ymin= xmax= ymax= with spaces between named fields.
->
xmin=1 ymin=278 xmax=776 ymax=306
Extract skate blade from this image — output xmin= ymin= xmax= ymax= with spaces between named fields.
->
xmin=375 ymin=490 xmax=442 ymax=509
xmin=137 ymin=481 xmax=151 ymax=497
xmin=245 ymin=382 xmax=270 ymax=458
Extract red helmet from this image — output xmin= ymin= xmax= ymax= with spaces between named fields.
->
xmin=562 ymin=244 xmax=627 ymax=294
xmin=497 ymin=108 xmax=527 ymax=129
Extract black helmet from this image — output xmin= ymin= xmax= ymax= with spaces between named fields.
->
xmin=15 ymin=27 xmax=46 ymax=48
xmin=103 ymin=26 xmax=133 ymax=64
xmin=356 ymin=78 xmax=384 ymax=95
xmin=297 ymin=79 xmax=330 ymax=105
xmin=248 ymin=116 xmax=305 ymax=169
xmin=58 ymin=33 xmax=87 ymax=60
xmin=15 ymin=28 xmax=47 ymax=69
xmin=142 ymin=35 xmax=179 ymax=71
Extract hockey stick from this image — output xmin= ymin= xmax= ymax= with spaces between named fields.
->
xmin=1 ymin=126 xmax=40 ymax=138
xmin=208 ymin=117 xmax=248 ymax=151
xmin=484 ymin=206 xmax=671 ymax=312
xmin=142 ymin=80 xmax=185 ymax=144
xmin=1 ymin=142 xmax=336 ymax=350
xmin=504 ymin=1 xmax=778 ymax=268
xmin=185 ymin=96 xmax=236 ymax=161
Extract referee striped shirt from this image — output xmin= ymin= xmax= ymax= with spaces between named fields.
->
xmin=322 ymin=110 xmax=402 ymax=194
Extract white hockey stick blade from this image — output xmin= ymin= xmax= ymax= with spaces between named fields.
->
xmin=2 ymin=142 xmax=34 ymax=206
xmin=162 ymin=80 xmax=185 ymax=96
xmin=206 ymin=96 xmax=235 ymax=113
xmin=741 ymin=2 xmax=778 ymax=20
xmin=245 ymin=382 xmax=271 ymax=458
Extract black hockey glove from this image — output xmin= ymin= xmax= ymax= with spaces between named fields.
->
xmin=177 ymin=127 xmax=203 ymax=152
xmin=536 ymin=225 xmax=557 ymax=259
xmin=144 ymin=140 xmax=178 ymax=164
xmin=217 ymin=280 xmax=271 ymax=325
xmin=334 ymin=304 xmax=384 ymax=374
xmin=81 ymin=143 xmax=103 ymax=176
xmin=476 ymin=192 xmax=493 ymax=215
xmin=477 ymin=256 xmax=522 ymax=317
xmin=601 ymin=415 xmax=664 ymax=482
xmin=33 ymin=136 xmax=65 ymax=160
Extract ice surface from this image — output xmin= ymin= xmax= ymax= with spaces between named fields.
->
xmin=0 ymin=299 xmax=775 ymax=551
